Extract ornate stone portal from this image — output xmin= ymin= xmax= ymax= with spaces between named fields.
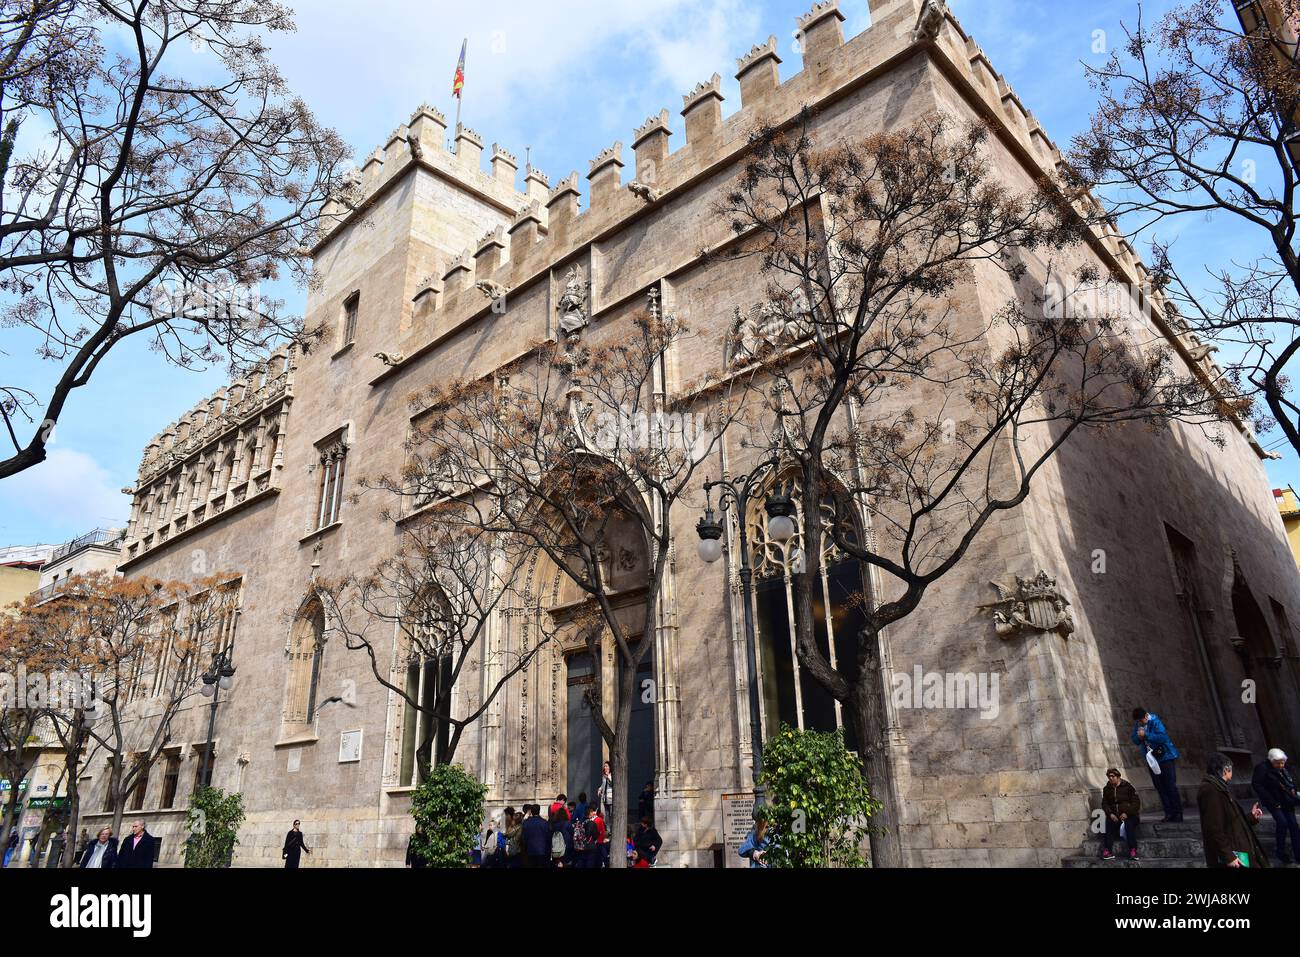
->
xmin=983 ymin=571 xmax=1076 ymax=639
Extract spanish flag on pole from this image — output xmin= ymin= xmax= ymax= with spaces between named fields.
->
xmin=453 ymin=39 xmax=466 ymax=99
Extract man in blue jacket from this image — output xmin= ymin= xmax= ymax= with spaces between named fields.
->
xmin=520 ymin=804 xmax=551 ymax=869
xmin=1132 ymin=707 xmax=1182 ymax=822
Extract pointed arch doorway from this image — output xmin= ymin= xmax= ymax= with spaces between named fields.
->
xmin=544 ymin=507 xmax=657 ymax=808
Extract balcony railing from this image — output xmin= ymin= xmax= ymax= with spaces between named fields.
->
xmin=48 ymin=528 xmax=123 ymax=564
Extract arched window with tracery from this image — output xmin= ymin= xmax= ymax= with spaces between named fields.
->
xmin=285 ymin=596 xmax=325 ymax=725
xmin=747 ymin=472 xmax=864 ymax=750
xmin=396 ymin=586 xmax=456 ymax=786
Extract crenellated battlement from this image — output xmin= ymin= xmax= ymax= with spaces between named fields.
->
xmin=138 ymin=346 xmax=296 ymax=483
xmin=348 ymin=0 xmax=1243 ymax=444
xmin=119 ymin=345 xmax=297 ymax=566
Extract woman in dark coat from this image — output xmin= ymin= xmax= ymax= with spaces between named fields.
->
xmin=282 ymin=820 xmax=311 ymax=869
xmin=405 ymin=829 xmax=428 ymax=869
xmin=1101 ymin=769 xmax=1141 ymax=859
xmin=1197 ymin=753 xmax=1270 ymax=868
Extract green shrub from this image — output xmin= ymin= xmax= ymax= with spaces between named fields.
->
xmin=759 ymin=725 xmax=880 ymax=868
xmin=183 ymin=787 xmax=244 ymax=868
xmin=409 ymin=764 xmax=486 ymax=868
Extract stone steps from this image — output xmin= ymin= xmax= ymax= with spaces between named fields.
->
xmin=1061 ymin=801 xmax=1280 ymax=869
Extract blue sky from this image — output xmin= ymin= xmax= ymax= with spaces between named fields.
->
xmin=1 ymin=0 xmax=1294 ymax=546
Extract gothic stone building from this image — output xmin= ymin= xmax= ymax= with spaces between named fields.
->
xmin=86 ymin=0 xmax=1300 ymax=866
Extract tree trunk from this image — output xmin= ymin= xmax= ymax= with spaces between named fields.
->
xmin=845 ymin=642 xmax=904 ymax=868
xmin=606 ymin=661 xmax=637 ymax=870
xmin=109 ymin=758 xmax=124 ymax=837
xmin=61 ymin=785 xmax=81 ymax=868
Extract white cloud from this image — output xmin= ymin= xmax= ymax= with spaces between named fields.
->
xmin=272 ymin=0 xmax=770 ymax=172
xmin=0 ymin=448 xmax=127 ymax=542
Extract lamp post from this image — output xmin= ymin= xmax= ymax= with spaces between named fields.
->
xmin=696 ymin=457 xmax=796 ymax=807
xmin=198 ymin=649 xmax=236 ymax=789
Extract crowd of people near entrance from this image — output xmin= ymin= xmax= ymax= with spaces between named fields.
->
xmin=1096 ymin=706 xmax=1299 ymax=867
xmin=406 ymin=761 xmax=665 ymax=869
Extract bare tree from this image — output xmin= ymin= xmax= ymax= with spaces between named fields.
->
xmin=720 ymin=111 xmax=1218 ymax=866
xmin=2 ymin=587 xmax=99 ymax=865
xmin=0 ymin=594 xmax=58 ymax=855
xmin=34 ymin=571 xmax=240 ymax=838
xmin=366 ymin=307 xmax=749 ymax=866
xmin=0 ymin=0 xmax=352 ymax=478
xmin=1070 ymin=0 xmax=1300 ymax=457
xmin=316 ymin=517 xmax=561 ymax=774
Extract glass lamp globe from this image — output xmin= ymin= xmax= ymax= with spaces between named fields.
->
xmin=696 ymin=506 xmax=724 ymax=564
xmin=697 ymin=536 xmax=723 ymax=564
xmin=200 ymin=682 xmax=216 ymax=697
xmin=219 ymin=674 xmax=234 ymax=691
xmin=767 ymin=513 xmax=796 ymax=543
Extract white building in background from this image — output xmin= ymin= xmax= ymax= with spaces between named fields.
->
xmin=33 ymin=528 xmax=124 ymax=602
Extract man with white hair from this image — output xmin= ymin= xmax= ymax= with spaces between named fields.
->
xmin=1252 ymin=748 xmax=1300 ymax=865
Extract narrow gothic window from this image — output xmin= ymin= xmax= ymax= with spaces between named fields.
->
xmin=286 ymin=597 xmax=326 ymax=725
xmin=314 ymin=436 xmax=348 ymax=530
xmin=159 ymin=752 xmax=181 ymax=809
xmin=128 ymin=753 xmax=150 ymax=811
xmin=342 ymin=292 xmax=360 ymax=346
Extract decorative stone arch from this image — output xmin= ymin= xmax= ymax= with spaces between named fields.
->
xmin=739 ymin=460 xmax=865 ymax=747
xmin=390 ymin=581 xmax=461 ymax=786
xmin=482 ymin=455 xmax=675 ymax=809
xmin=1223 ymin=549 xmax=1294 ymax=757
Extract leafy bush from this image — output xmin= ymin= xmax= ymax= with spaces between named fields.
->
xmin=183 ymin=787 xmax=244 ymax=868
xmin=409 ymin=763 xmax=486 ymax=868
xmin=759 ymin=725 xmax=879 ymax=868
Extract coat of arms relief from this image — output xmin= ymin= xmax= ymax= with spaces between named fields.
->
xmin=981 ymin=571 xmax=1076 ymax=639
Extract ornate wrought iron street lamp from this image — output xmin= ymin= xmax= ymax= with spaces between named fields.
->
xmin=696 ymin=457 xmax=795 ymax=806
xmin=198 ymin=649 xmax=236 ymax=788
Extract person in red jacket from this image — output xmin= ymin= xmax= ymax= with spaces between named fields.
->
xmin=592 ymin=807 xmax=609 ymax=868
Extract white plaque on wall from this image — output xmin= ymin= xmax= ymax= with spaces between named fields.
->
xmin=722 ymin=792 xmax=756 ymax=868
xmin=286 ymin=750 xmax=301 ymax=773
xmin=339 ymin=729 xmax=363 ymax=763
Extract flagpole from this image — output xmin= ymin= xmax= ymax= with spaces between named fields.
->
xmin=452 ymin=38 xmax=466 ymax=154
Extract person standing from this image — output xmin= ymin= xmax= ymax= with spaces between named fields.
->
xmin=115 ymin=821 xmax=156 ymax=869
xmin=1131 ymin=707 xmax=1182 ymax=822
xmin=1100 ymin=769 xmax=1141 ymax=860
xmin=633 ymin=817 xmax=662 ymax=866
xmin=593 ymin=805 xmax=609 ymax=868
xmin=3 ymin=829 xmax=17 ymax=868
xmin=405 ymin=827 xmax=428 ymax=868
xmin=638 ymin=780 xmax=656 ymax=826
xmin=504 ymin=809 xmax=523 ymax=868
xmin=1198 ymin=752 xmax=1270 ymax=868
xmin=521 ymin=804 xmax=550 ymax=869
xmin=282 ymin=819 xmax=311 ymax=869
xmin=575 ymin=806 xmax=598 ymax=869
xmin=549 ymin=806 xmax=574 ymax=868
xmin=596 ymin=761 xmax=613 ymax=822
xmin=79 ymin=827 xmax=118 ymax=869
xmin=738 ymin=814 xmax=772 ymax=868
xmin=1252 ymin=748 xmax=1300 ymax=865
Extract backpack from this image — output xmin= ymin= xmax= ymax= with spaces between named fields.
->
xmin=506 ymin=830 xmax=521 ymax=858
xmin=572 ymin=817 xmax=590 ymax=852
xmin=551 ymin=829 xmax=566 ymax=859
